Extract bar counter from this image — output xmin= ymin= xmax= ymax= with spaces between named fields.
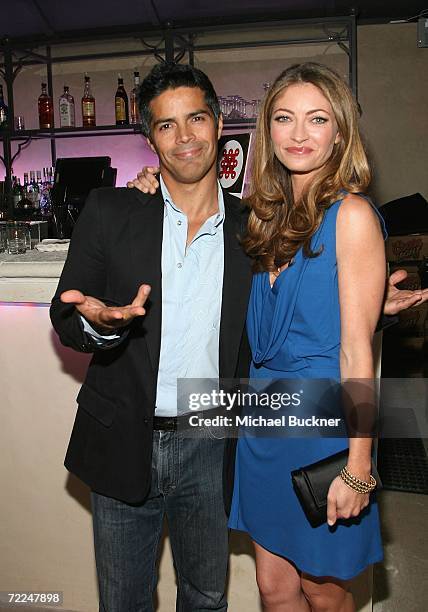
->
xmin=0 ymin=250 xmax=66 ymax=302
xmin=0 ymin=250 xmax=264 ymax=612
xmin=0 ymin=250 xmax=372 ymax=611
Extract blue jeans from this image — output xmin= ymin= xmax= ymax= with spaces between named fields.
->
xmin=91 ymin=429 xmax=229 ymax=612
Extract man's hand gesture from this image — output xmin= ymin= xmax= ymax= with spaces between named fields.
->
xmin=384 ymin=269 xmax=428 ymax=316
xmin=60 ymin=284 xmax=151 ymax=333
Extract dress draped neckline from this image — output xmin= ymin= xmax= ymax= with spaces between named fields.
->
xmin=248 ymin=213 xmax=328 ymax=366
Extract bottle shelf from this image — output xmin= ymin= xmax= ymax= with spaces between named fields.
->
xmin=0 ymin=118 xmax=256 ymax=142
xmin=223 ymin=118 xmax=257 ymax=127
xmin=2 ymin=124 xmax=144 ymax=140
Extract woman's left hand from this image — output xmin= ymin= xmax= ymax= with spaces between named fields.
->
xmin=326 ymin=476 xmax=370 ymax=527
xmin=383 ymin=269 xmax=428 ymax=315
xmin=126 ymin=166 xmax=160 ymax=194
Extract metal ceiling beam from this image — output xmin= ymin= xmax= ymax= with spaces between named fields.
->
xmin=149 ymin=0 xmax=162 ymax=26
xmin=2 ymin=13 xmax=354 ymax=48
xmin=30 ymin=0 xmax=56 ymax=36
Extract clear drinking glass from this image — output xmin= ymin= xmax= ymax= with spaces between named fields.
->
xmin=218 ymin=96 xmax=226 ymax=116
xmin=6 ymin=221 xmax=27 ymax=254
xmin=24 ymin=223 xmax=32 ymax=250
xmin=236 ymin=96 xmax=245 ymax=118
xmin=251 ymin=99 xmax=261 ymax=118
xmin=0 ymin=223 xmax=6 ymax=253
xmin=14 ymin=115 xmax=25 ymax=130
xmin=226 ymin=96 xmax=234 ymax=118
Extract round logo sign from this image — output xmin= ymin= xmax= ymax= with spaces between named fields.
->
xmin=218 ymin=139 xmax=244 ymax=189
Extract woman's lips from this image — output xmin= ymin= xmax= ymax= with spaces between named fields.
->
xmin=285 ymin=147 xmax=313 ymax=155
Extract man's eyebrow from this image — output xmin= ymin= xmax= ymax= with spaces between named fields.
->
xmin=187 ymin=109 xmax=211 ymax=118
xmin=152 ymin=109 xmax=211 ymax=127
xmin=153 ymin=116 xmax=174 ymax=128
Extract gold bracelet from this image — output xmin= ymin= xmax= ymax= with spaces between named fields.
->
xmin=340 ymin=466 xmax=377 ymax=494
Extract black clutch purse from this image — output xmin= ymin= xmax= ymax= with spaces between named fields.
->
xmin=291 ymin=449 xmax=382 ymax=528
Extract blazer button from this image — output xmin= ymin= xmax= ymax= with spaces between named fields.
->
xmin=143 ymin=418 xmax=149 ymax=425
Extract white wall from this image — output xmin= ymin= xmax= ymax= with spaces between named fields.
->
xmin=358 ymin=24 xmax=428 ymax=204
xmin=4 ymin=22 xmax=426 ymax=207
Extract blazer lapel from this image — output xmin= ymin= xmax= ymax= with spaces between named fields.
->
xmin=128 ymin=189 xmax=252 ymax=379
xmin=129 ymin=190 xmax=164 ymax=374
xmin=219 ymin=193 xmax=253 ymax=377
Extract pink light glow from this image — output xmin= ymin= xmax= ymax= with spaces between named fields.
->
xmin=9 ymin=134 xmax=159 ymax=187
xmin=0 ymin=302 xmax=50 ymax=307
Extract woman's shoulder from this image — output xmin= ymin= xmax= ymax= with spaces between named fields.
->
xmin=337 ymin=192 xmax=386 ymax=240
xmin=338 ymin=193 xmax=380 ymax=225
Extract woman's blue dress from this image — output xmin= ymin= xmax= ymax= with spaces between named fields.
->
xmin=228 ymin=196 xmax=384 ymax=579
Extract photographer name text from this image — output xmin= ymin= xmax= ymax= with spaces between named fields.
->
xmin=188 ymin=415 xmax=342 ymax=428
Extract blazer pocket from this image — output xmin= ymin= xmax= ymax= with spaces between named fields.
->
xmin=76 ymin=383 xmax=117 ymax=427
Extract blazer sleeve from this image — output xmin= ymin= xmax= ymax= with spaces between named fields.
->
xmin=50 ymin=188 xmax=129 ymax=353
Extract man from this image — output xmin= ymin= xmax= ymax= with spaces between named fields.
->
xmin=50 ymin=63 xmax=252 ymax=612
xmin=51 ymin=63 xmax=427 ymax=612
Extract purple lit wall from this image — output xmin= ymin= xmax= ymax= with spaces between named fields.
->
xmin=4 ymin=42 xmax=347 ymax=189
xmin=7 ymin=57 xmax=162 ymax=186
xmin=10 ymin=135 xmax=159 ymax=187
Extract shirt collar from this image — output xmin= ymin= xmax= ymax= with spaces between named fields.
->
xmin=160 ymin=174 xmax=225 ymax=229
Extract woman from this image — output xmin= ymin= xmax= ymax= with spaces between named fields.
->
xmin=128 ymin=62 xmax=422 ymax=611
xmin=227 ymin=63 xmax=385 ymax=612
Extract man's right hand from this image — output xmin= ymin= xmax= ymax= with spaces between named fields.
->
xmin=60 ymin=284 xmax=151 ymax=333
xmin=126 ymin=166 xmax=160 ymax=194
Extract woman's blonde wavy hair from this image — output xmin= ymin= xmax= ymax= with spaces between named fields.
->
xmin=243 ymin=62 xmax=371 ymax=273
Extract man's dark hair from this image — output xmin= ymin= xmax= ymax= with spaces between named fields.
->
xmin=137 ymin=63 xmax=221 ymax=137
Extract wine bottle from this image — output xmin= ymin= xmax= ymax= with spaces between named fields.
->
xmin=35 ymin=170 xmax=42 ymax=209
xmin=59 ymin=85 xmax=75 ymax=127
xmin=20 ymin=173 xmax=33 ymax=210
xmin=115 ymin=74 xmax=129 ymax=125
xmin=130 ymin=71 xmax=140 ymax=125
xmin=12 ymin=176 xmax=22 ymax=209
xmin=38 ymin=82 xmax=54 ymax=129
xmin=82 ymin=74 xmax=96 ymax=128
xmin=28 ymin=170 xmax=40 ymax=209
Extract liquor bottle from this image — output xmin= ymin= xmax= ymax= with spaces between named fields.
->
xmin=130 ymin=70 xmax=140 ymax=125
xmin=38 ymin=82 xmax=54 ymax=129
xmin=45 ymin=166 xmax=55 ymax=189
xmin=115 ymin=74 xmax=129 ymax=125
xmin=27 ymin=171 xmax=39 ymax=209
xmin=11 ymin=176 xmax=22 ymax=209
xmin=0 ymin=84 xmax=8 ymax=129
xmin=39 ymin=168 xmax=52 ymax=216
xmin=20 ymin=173 xmax=33 ymax=210
xmin=34 ymin=171 xmax=41 ymax=209
xmin=23 ymin=172 xmax=29 ymax=203
xmin=82 ymin=74 xmax=96 ymax=128
xmin=59 ymin=85 xmax=75 ymax=127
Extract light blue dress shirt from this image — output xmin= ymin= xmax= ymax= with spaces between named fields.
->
xmin=82 ymin=176 xmax=225 ymax=416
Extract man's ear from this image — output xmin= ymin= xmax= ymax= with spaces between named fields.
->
xmin=146 ymin=137 xmax=157 ymax=154
xmin=217 ymin=113 xmax=224 ymax=140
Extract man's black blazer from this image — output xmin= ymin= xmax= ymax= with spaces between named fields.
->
xmin=50 ymin=187 xmax=252 ymax=506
